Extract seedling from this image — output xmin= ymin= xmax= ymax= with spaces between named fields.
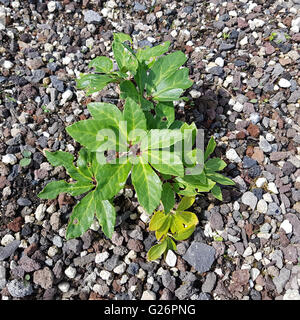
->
xmin=38 ymin=33 xmax=234 ymax=258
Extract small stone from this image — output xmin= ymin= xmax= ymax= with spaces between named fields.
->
xmin=278 ymin=78 xmax=291 ymax=88
xmin=241 ymin=192 xmax=258 ymax=210
xmin=233 ymin=102 xmax=244 ymax=112
xmin=259 ymin=136 xmax=272 ymax=153
xmin=3 ymin=60 xmax=14 ymax=69
xmin=95 ymin=252 xmax=109 ymax=264
xmin=202 ymin=272 xmax=217 ymax=293
xmin=256 ymin=177 xmax=267 ymax=188
xmin=2 ymin=154 xmax=17 ymax=165
xmin=250 ymin=268 xmax=260 ymax=281
xmin=183 ymin=242 xmax=216 ymax=273
xmin=84 ymin=10 xmax=103 ymax=24
xmin=1 ymin=234 xmax=15 ymax=246
xmin=257 ymin=199 xmax=268 ymax=214
xmin=215 ymin=57 xmax=224 ymax=67
xmin=243 ymin=246 xmax=253 ymax=257
xmin=267 ymin=182 xmax=278 ymax=194
xmin=141 ymin=290 xmax=156 ymax=300
xmin=99 ymin=270 xmax=112 ymax=281
xmin=35 ymin=204 xmax=46 ymax=221
xmin=280 ymin=220 xmax=293 ymax=234
xmin=33 ymin=267 xmax=54 ymax=289
xmin=65 ymin=266 xmax=76 ymax=279
xmin=7 ymin=279 xmax=33 ymax=298
xmin=47 ymin=1 xmax=56 ymax=12
xmin=283 ymin=289 xmax=300 ymax=300
xmin=0 ymin=240 xmax=20 ymax=261
xmin=58 ymin=282 xmax=70 ymax=293
xmin=113 ymin=262 xmax=127 ymax=275
xmin=226 ymin=149 xmax=241 ymax=163
xmin=165 ymin=250 xmax=177 ymax=267
xmin=273 ymin=268 xmax=290 ymax=294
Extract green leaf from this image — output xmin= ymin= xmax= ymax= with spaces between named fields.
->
xmin=66 ymin=120 xmax=125 ymax=153
xmin=135 ymin=62 xmax=147 ymax=93
xmin=94 ymin=196 xmax=116 ymax=239
xmin=120 ymin=80 xmax=140 ymax=102
xmin=204 ymin=136 xmax=216 ymax=161
xmin=154 ymin=102 xmax=175 ymax=129
xmin=206 ymin=172 xmax=235 ymax=186
xmin=38 ymin=180 xmax=94 ymax=199
xmin=152 ymin=68 xmax=193 ymax=101
xmin=87 ymin=102 xmax=123 ymax=123
xmin=177 ymin=196 xmax=195 ymax=211
xmin=45 ymin=150 xmax=90 ymax=182
xmin=113 ymin=32 xmax=133 ymax=43
xmin=20 ymin=158 xmax=31 ymax=167
xmin=211 ymin=184 xmax=223 ymax=201
xmin=66 ymin=191 xmax=95 ymax=239
xmin=147 ymin=239 xmax=168 ymax=261
xmin=76 ymin=74 xmax=116 ymax=95
xmin=146 ymin=51 xmax=187 ymax=95
xmin=141 ymin=129 xmax=183 ymax=150
xmin=205 ymin=158 xmax=227 ymax=172
xmin=95 ymin=161 xmax=132 ymax=200
xmin=131 ymin=157 xmax=162 ymax=214
xmin=161 ymin=183 xmax=175 ymax=214
xmin=22 ymin=150 xmax=32 ymax=158
xmin=123 ymin=97 xmax=147 ymax=142
xmin=172 ymin=225 xmax=196 ymax=241
xmin=88 ymin=56 xmax=113 ymax=73
xmin=149 ymin=210 xmax=168 ymax=231
xmin=76 ymin=148 xmax=93 ymax=179
xmin=155 ymin=216 xmax=171 ymax=240
xmin=175 ymin=211 xmax=198 ymax=226
xmin=112 ymin=40 xmax=138 ymax=74
xmin=166 ymin=237 xmax=177 ymax=251
xmin=144 ymin=150 xmax=184 ymax=177
xmin=136 ymin=41 xmax=170 ymax=63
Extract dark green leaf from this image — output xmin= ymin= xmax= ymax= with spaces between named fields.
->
xmin=66 ymin=191 xmax=95 ymax=239
xmin=206 ymin=172 xmax=235 ymax=186
xmin=154 ymin=102 xmax=175 ymax=128
xmin=204 ymin=136 xmax=216 ymax=161
xmin=131 ymin=157 xmax=162 ymax=214
xmin=88 ymin=56 xmax=113 ymax=73
xmin=161 ymin=183 xmax=175 ymax=214
xmin=211 ymin=184 xmax=223 ymax=201
xmin=205 ymin=158 xmax=227 ymax=172
xmin=45 ymin=150 xmax=90 ymax=182
xmin=94 ymin=195 xmax=116 ymax=239
xmin=112 ymin=40 xmax=138 ymax=74
xmin=136 ymin=41 xmax=170 ymax=63
xmin=76 ymin=74 xmax=116 ymax=95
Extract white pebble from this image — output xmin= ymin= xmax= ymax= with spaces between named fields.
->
xmin=278 ymin=78 xmax=291 ymax=88
xmin=3 ymin=60 xmax=14 ymax=69
xmin=99 ymin=270 xmax=111 ymax=281
xmin=141 ymin=290 xmax=156 ymax=300
xmin=1 ymin=234 xmax=15 ymax=246
xmin=58 ymin=282 xmax=70 ymax=293
xmin=95 ymin=252 xmax=109 ymax=264
xmin=165 ymin=250 xmax=177 ymax=267
xmin=280 ymin=220 xmax=293 ymax=234
xmin=215 ymin=57 xmax=224 ymax=67
xmin=113 ymin=262 xmax=127 ymax=275
xmin=267 ymin=182 xmax=278 ymax=194
xmin=226 ymin=149 xmax=241 ymax=163
xmin=2 ymin=154 xmax=17 ymax=165
xmin=256 ymin=177 xmax=267 ymax=188
xmin=64 ymin=266 xmax=76 ymax=279
xmin=35 ymin=204 xmax=46 ymax=221
xmin=233 ymin=102 xmax=244 ymax=112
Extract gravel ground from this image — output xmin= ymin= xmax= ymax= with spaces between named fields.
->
xmin=1 ymin=0 xmax=300 ymax=300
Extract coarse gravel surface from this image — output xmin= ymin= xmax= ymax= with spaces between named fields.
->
xmin=1 ymin=0 xmax=300 ymax=300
